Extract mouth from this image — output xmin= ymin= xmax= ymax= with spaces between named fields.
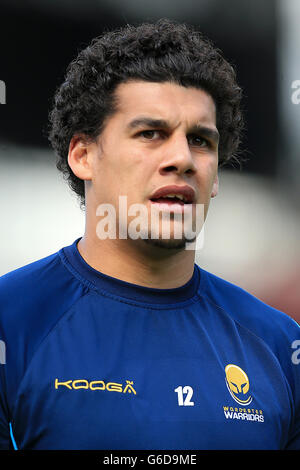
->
xmin=150 ymin=196 xmax=188 ymax=205
xmin=149 ymin=185 xmax=195 ymax=212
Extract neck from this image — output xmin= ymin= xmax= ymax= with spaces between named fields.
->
xmin=77 ymin=231 xmax=196 ymax=289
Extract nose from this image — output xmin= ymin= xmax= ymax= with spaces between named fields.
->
xmin=158 ymin=134 xmax=197 ymax=176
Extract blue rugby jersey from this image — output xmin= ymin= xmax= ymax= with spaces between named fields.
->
xmin=0 ymin=237 xmax=299 ymax=450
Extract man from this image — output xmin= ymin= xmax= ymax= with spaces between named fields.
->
xmin=0 ymin=19 xmax=299 ymax=450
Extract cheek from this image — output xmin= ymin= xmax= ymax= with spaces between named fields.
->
xmin=95 ymin=151 xmax=151 ymax=202
xmin=119 ymin=149 xmax=155 ymax=189
xmin=196 ymin=166 xmax=217 ymax=193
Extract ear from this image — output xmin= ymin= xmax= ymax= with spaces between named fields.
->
xmin=211 ymin=173 xmax=219 ymax=198
xmin=67 ymin=135 xmax=94 ymax=181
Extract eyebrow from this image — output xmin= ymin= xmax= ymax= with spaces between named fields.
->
xmin=127 ymin=117 xmax=219 ymax=144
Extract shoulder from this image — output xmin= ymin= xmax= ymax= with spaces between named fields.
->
xmin=199 ymin=267 xmax=300 ymax=448
xmin=0 ymin=251 xmax=62 ymax=297
xmin=0 ymin=248 xmax=88 ymax=367
xmin=199 ymin=266 xmax=300 ymax=390
xmin=199 ymin=267 xmax=300 ymax=339
xmin=0 ymin=250 xmax=87 ymax=327
xmin=0 ymin=247 xmax=87 ymax=307
xmin=0 ymin=247 xmax=89 ymax=408
xmin=199 ymin=267 xmax=300 ymax=346
xmin=0 ymin=251 xmax=61 ymax=331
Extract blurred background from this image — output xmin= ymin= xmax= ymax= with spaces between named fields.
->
xmin=0 ymin=0 xmax=299 ymax=323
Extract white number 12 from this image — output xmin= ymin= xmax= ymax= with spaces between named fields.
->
xmin=174 ymin=386 xmax=194 ymax=406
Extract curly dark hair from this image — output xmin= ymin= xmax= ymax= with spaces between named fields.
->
xmin=48 ymin=18 xmax=244 ymax=207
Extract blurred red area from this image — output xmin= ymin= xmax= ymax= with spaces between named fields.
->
xmin=259 ymin=265 xmax=300 ymax=325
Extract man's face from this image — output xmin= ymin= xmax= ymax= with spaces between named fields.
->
xmin=87 ymin=80 xmax=219 ymax=250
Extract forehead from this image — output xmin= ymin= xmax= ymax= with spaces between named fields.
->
xmin=112 ymin=80 xmax=217 ymax=127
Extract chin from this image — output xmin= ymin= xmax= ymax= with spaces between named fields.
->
xmin=142 ymin=236 xmax=195 ymax=251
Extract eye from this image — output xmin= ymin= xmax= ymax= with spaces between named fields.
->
xmin=138 ymin=130 xmax=160 ymax=140
xmin=187 ymin=134 xmax=211 ymax=148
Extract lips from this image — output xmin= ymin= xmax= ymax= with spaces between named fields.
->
xmin=150 ymin=185 xmax=195 ymax=204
